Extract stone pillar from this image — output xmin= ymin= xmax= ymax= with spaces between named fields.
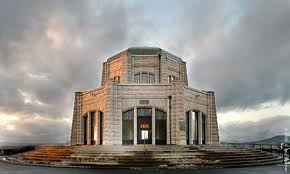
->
xmin=134 ymin=107 xmax=137 ymax=145
xmin=70 ymin=92 xmax=83 ymax=145
xmin=188 ymin=111 xmax=193 ymax=145
xmin=152 ymin=107 xmax=156 ymax=145
xmin=95 ymin=111 xmax=100 ymax=145
xmin=198 ymin=111 xmax=203 ymax=145
xmin=207 ymin=91 xmax=220 ymax=144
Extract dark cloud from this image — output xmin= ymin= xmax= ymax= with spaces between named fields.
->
xmin=220 ymin=115 xmax=290 ymax=143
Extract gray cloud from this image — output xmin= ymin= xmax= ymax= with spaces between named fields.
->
xmin=184 ymin=1 xmax=290 ymax=111
xmin=220 ymin=115 xmax=290 ymax=143
xmin=1 ymin=0 xmax=290 ymax=144
xmin=0 ymin=0 xmax=144 ymax=144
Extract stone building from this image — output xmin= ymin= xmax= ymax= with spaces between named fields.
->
xmin=70 ymin=47 xmax=219 ymax=146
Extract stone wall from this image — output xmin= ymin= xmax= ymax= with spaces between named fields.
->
xmin=100 ymin=49 xmax=188 ymax=86
xmin=71 ymin=80 xmax=219 ymax=145
xmin=71 ymin=47 xmax=219 ymax=146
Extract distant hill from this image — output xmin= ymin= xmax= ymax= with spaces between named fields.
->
xmin=245 ymin=135 xmax=290 ymax=144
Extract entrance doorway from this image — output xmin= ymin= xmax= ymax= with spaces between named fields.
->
xmin=137 ymin=108 xmax=152 ymax=144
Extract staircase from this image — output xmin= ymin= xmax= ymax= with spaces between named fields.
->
xmin=6 ymin=145 xmax=282 ymax=169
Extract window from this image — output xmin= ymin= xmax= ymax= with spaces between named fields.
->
xmin=141 ymin=72 xmax=148 ymax=83
xmin=90 ymin=112 xmax=95 ymax=145
xmin=202 ymin=113 xmax=206 ymax=144
xmin=137 ymin=108 xmax=152 ymax=116
xmin=186 ymin=111 xmax=198 ymax=145
xmin=192 ymin=111 xmax=198 ymax=144
xmin=134 ymin=72 xmax=155 ymax=84
xmin=168 ymin=75 xmax=176 ymax=83
xmin=117 ymin=76 xmax=120 ymax=83
xmin=149 ymin=73 xmax=155 ymax=83
xmin=155 ymin=110 xmax=167 ymax=144
xmin=122 ymin=109 xmax=134 ymax=145
xmin=134 ymin=73 xmax=140 ymax=83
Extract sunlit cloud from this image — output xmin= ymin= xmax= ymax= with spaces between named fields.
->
xmin=18 ymin=89 xmax=45 ymax=106
xmin=27 ymin=72 xmax=49 ymax=80
xmin=218 ymin=101 xmax=290 ymax=125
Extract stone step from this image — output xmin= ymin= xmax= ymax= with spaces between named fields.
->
xmin=9 ymin=145 xmax=283 ymax=169
xmin=70 ymin=152 xmax=270 ymax=157
xmin=69 ymin=153 xmax=275 ymax=159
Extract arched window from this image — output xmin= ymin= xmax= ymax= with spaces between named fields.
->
xmin=168 ymin=75 xmax=176 ymax=83
xmin=186 ymin=111 xmax=206 ymax=145
xmin=134 ymin=72 xmax=155 ymax=84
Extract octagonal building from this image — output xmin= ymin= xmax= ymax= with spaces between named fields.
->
xmin=70 ymin=47 xmax=219 ymax=146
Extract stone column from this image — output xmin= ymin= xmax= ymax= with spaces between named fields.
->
xmin=70 ymin=92 xmax=82 ymax=145
xmin=134 ymin=107 xmax=137 ymax=145
xmin=198 ymin=111 xmax=203 ymax=145
xmin=152 ymin=107 xmax=156 ymax=145
xmin=95 ymin=112 xmax=100 ymax=145
xmin=188 ymin=111 xmax=193 ymax=145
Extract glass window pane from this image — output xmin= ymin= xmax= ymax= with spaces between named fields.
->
xmin=156 ymin=110 xmax=166 ymax=120
xmin=155 ymin=110 xmax=167 ymax=144
xmin=134 ymin=73 xmax=140 ymax=83
xmin=141 ymin=72 xmax=148 ymax=83
xmin=192 ymin=111 xmax=199 ymax=141
xmin=137 ymin=108 xmax=152 ymax=117
xmin=149 ymin=73 xmax=155 ymax=83
xmin=122 ymin=110 xmax=134 ymax=142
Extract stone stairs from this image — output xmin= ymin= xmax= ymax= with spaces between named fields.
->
xmin=6 ymin=145 xmax=282 ymax=169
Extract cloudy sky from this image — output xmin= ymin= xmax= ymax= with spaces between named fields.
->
xmin=0 ymin=0 xmax=290 ymax=145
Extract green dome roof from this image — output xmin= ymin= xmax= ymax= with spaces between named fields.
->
xmin=107 ymin=47 xmax=184 ymax=63
xmin=127 ymin=46 xmax=183 ymax=63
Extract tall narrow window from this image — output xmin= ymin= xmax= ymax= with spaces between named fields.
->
xmin=122 ymin=109 xmax=134 ymax=145
xmin=202 ymin=113 xmax=206 ymax=144
xmin=156 ymin=110 xmax=167 ymax=145
xmin=192 ymin=111 xmax=198 ymax=145
xmin=186 ymin=111 xmax=190 ymax=145
xmin=90 ymin=112 xmax=95 ymax=145
xmin=99 ymin=111 xmax=103 ymax=145
xmin=149 ymin=73 xmax=155 ymax=83
xmin=83 ymin=114 xmax=88 ymax=145
xmin=168 ymin=75 xmax=176 ymax=83
xmin=134 ymin=73 xmax=140 ymax=83
xmin=141 ymin=72 xmax=148 ymax=83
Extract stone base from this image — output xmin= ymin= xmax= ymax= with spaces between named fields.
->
xmin=3 ymin=145 xmax=282 ymax=169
